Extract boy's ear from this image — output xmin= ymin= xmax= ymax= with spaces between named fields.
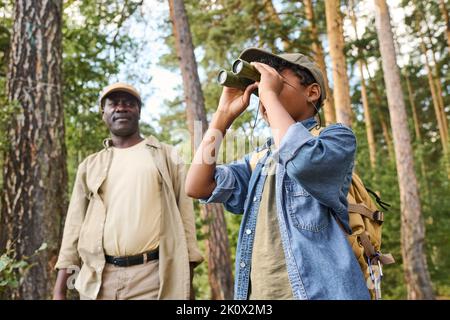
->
xmin=307 ymin=83 xmax=321 ymax=103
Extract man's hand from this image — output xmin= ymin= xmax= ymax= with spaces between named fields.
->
xmin=53 ymin=291 xmax=66 ymax=300
xmin=189 ymin=262 xmax=196 ymax=300
xmin=53 ymin=268 xmax=72 ymax=300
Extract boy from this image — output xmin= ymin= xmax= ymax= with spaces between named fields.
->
xmin=185 ymin=48 xmax=370 ymax=300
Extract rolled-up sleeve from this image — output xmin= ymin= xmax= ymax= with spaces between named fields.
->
xmin=279 ymin=122 xmax=356 ymax=228
xmin=200 ymin=155 xmax=251 ymax=215
xmin=54 ymin=161 xmax=89 ymax=270
xmin=168 ymin=147 xmax=204 ymax=265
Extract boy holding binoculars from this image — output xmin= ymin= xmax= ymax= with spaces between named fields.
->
xmin=185 ymin=48 xmax=370 ymax=300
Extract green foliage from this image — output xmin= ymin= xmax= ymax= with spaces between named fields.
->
xmin=62 ymin=0 xmax=144 ymax=189
xmin=161 ymin=0 xmax=450 ymax=299
xmin=1 ymin=0 xmax=448 ymax=300
xmin=0 ymin=243 xmax=47 ymax=298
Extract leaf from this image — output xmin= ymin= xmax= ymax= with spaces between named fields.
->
xmin=35 ymin=242 xmax=48 ymax=252
xmin=11 ymin=261 xmax=28 ymax=269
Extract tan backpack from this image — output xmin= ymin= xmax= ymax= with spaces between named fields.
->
xmin=250 ymin=127 xmax=395 ymax=299
xmin=345 ymin=172 xmax=395 ymax=299
xmin=309 ymin=127 xmax=395 ymax=299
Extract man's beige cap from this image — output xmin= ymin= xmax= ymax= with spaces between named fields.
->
xmin=99 ymin=82 xmax=142 ymax=108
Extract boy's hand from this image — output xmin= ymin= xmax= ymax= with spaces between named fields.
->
xmin=251 ymin=62 xmax=284 ymax=105
xmin=216 ymin=83 xmax=258 ymax=125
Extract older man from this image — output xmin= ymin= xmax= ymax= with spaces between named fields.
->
xmin=53 ymin=83 xmax=203 ymax=300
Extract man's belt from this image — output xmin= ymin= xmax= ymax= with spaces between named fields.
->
xmin=105 ymin=248 xmax=159 ymax=267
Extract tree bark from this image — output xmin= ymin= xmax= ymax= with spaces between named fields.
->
xmin=404 ymin=71 xmax=422 ymax=142
xmin=325 ymin=0 xmax=353 ymax=127
xmin=439 ymin=0 xmax=450 ymax=52
xmin=364 ymin=61 xmax=395 ymax=162
xmin=348 ymin=1 xmax=376 ymax=169
xmin=419 ymin=38 xmax=448 ymax=156
xmin=374 ymin=0 xmax=435 ymax=300
xmin=263 ymin=0 xmax=290 ymax=51
xmin=417 ymin=11 xmax=449 ymax=145
xmin=425 ymin=31 xmax=449 ymax=141
xmin=404 ymin=70 xmax=430 ymax=202
xmin=304 ymin=0 xmax=336 ymax=125
xmin=0 ymin=0 xmax=67 ymax=299
xmin=168 ymin=0 xmax=234 ymax=300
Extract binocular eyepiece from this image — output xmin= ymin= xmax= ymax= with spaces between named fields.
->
xmin=217 ymin=59 xmax=260 ymax=93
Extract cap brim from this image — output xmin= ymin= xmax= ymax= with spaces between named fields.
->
xmin=101 ymin=88 xmax=141 ymax=103
xmin=238 ymin=47 xmax=284 ymax=64
xmin=238 ymin=47 xmax=326 ymax=102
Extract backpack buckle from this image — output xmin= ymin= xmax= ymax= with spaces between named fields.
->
xmin=373 ymin=211 xmax=384 ymax=223
xmin=368 ymin=255 xmax=383 ymax=300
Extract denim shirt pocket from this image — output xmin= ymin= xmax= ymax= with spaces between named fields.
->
xmin=285 ymin=180 xmax=329 ymax=232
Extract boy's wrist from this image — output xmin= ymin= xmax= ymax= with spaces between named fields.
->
xmin=260 ymin=90 xmax=281 ymax=105
xmin=210 ymin=110 xmax=234 ymax=134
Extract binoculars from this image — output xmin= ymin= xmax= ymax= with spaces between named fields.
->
xmin=217 ymin=59 xmax=260 ymax=93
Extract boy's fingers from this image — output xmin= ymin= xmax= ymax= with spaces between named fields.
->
xmin=242 ymin=82 xmax=258 ymax=102
xmin=251 ymin=62 xmax=277 ymax=75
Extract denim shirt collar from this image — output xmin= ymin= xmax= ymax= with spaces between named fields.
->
xmin=256 ymin=117 xmax=318 ymax=152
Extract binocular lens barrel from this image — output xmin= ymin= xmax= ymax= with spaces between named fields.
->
xmin=232 ymin=60 xmax=244 ymax=73
xmin=217 ymin=70 xmax=229 ymax=85
xmin=217 ymin=70 xmax=253 ymax=91
xmin=232 ymin=59 xmax=260 ymax=82
xmin=217 ymin=59 xmax=260 ymax=96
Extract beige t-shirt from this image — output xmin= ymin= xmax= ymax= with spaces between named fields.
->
xmin=249 ymin=155 xmax=293 ymax=300
xmin=101 ymin=140 xmax=162 ymax=256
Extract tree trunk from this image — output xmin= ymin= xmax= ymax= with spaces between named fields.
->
xmin=263 ymin=0 xmax=290 ymax=51
xmin=439 ymin=0 xmax=450 ymax=51
xmin=325 ymin=0 xmax=353 ymax=127
xmin=358 ymin=61 xmax=377 ymax=170
xmin=168 ymin=0 xmax=234 ymax=300
xmin=0 ymin=0 xmax=67 ymax=299
xmin=348 ymin=1 xmax=376 ymax=170
xmin=418 ymin=17 xmax=450 ymax=178
xmin=404 ymin=70 xmax=430 ymax=202
xmin=374 ymin=0 xmax=435 ymax=300
xmin=304 ymin=0 xmax=336 ymax=125
xmin=404 ymin=71 xmax=422 ymax=142
xmin=421 ymin=11 xmax=449 ymax=143
xmin=364 ymin=61 xmax=395 ymax=162
xmin=419 ymin=39 xmax=448 ymax=156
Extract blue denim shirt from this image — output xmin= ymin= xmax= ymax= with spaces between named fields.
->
xmin=201 ymin=117 xmax=370 ymax=300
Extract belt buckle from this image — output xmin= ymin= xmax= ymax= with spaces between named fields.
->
xmin=143 ymin=252 xmax=148 ymax=264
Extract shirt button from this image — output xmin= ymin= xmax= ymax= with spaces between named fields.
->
xmin=245 ymin=229 xmax=252 ymax=235
xmin=240 ymin=262 xmax=246 ymax=268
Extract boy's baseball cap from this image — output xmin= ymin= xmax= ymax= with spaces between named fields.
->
xmin=238 ymin=47 xmax=326 ymax=103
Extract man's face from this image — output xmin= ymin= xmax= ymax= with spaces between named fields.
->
xmin=102 ymin=91 xmax=141 ymax=137
xmin=259 ymin=68 xmax=319 ymax=123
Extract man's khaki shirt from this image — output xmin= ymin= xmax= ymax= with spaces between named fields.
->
xmin=55 ymin=136 xmax=203 ymax=299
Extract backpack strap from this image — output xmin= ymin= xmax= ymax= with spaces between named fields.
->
xmin=359 ymin=232 xmax=395 ymax=265
xmin=348 ymin=203 xmax=384 ymax=223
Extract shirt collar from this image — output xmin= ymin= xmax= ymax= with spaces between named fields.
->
xmin=257 ymin=116 xmax=318 ymax=151
xmin=102 ymin=135 xmax=161 ymax=149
